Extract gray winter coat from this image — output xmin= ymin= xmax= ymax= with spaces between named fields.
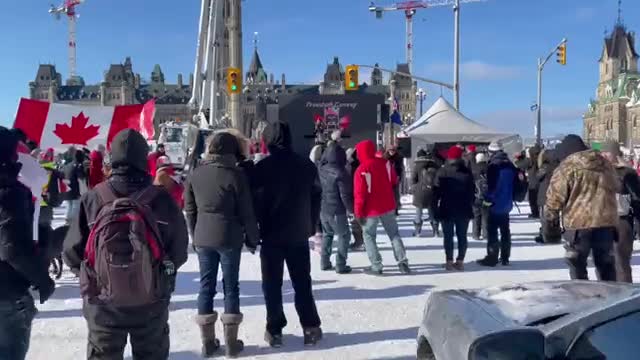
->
xmin=319 ymin=144 xmax=353 ymax=216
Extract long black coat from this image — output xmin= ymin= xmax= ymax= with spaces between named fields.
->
xmin=0 ymin=168 xmax=51 ymax=301
xmin=536 ymin=150 xmax=560 ymax=207
xmin=253 ymin=122 xmax=322 ymax=246
xmin=411 ymin=156 xmax=440 ymax=208
xmin=319 ymin=145 xmax=353 ymax=216
xmin=184 ymin=155 xmax=260 ymax=250
xmin=433 ymin=159 xmax=475 ymax=221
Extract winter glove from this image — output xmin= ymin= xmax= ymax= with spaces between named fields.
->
xmin=37 ymin=277 xmax=56 ymax=304
xmin=542 ymin=218 xmax=562 ymax=244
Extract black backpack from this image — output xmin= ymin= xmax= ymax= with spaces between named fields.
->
xmin=513 ymin=169 xmax=529 ymax=202
xmin=80 ymin=184 xmax=167 ymax=307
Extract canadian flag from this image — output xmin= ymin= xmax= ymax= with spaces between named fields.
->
xmin=13 ymin=98 xmax=156 ymax=151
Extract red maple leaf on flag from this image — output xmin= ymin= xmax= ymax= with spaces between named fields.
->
xmin=54 ymin=112 xmax=100 ymax=145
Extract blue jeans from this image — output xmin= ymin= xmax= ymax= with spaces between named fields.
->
xmin=65 ymin=199 xmax=81 ymax=222
xmin=362 ymin=211 xmax=408 ymax=271
xmin=441 ymin=219 xmax=469 ymax=262
xmin=196 ymin=247 xmax=242 ymax=315
xmin=320 ymin=213 xmax=350 ymax=271
xmin=0 ymin=295 xmax=37 ymax=360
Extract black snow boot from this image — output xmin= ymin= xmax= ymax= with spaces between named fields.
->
xmin=265 ymin=331 xmax=283 ymax=348
xmin=303 ymin=327 xmax=323 ymax=346
xmin=413 ymin=221 xmax=423 ymax=237
xmin=221 ymin=313 xmax=244 ymax=358
xmin=476 ymin=256 xmax=499 ymax=267
xmin=196 ymin=313 xmax=220 ymax=358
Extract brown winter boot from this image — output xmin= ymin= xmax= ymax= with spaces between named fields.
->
xmin=196 ymin=313 xmax=220 ymax=358
xmin=221 ymin=313 xmax=245 ymax=358
xmin=454 ymin=260 xmax=465 ymax=271
xmin=444 ymin=261 xmax=455 ymax=271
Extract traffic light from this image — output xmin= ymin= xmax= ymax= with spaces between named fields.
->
xmin=556 ymin=44 xmax=567 ymax=65
xmin=227 ymin=67 xmax=241 ymax=94
xmin=345 ymin=65 xmax=359 ymax=91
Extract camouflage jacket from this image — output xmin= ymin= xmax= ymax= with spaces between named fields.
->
xmin=544 ymin=150 xmax=620 ymax=230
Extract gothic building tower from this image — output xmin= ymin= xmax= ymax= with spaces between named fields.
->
xmin=584 ymin=16 xmax=640 ymax=146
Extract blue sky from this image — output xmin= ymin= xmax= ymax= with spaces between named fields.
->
xmin=1 ymin=0 xmax=638 ymax=138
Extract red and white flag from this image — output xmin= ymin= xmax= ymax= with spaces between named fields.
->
xmin=13 ymin=98 xmax=155 ymax=151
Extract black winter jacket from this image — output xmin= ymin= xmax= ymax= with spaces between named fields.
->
xmin=411 ymin=156 xmax=440 ymax=208
xmin=0 ymin=166 xmax=52 ymax=300
xmin=433 ymin=159 xmax=475 ymax=221
xmin=63 ymin=169 xmax=189 ymax=273
xmin=184 ymin=155 xmax=260 ymax=250
xmin=319 ymin=144 xmax=353 ymax=216
xmin=537 ymin=150 xmax=560 ymax=207
xmin=253 ymin=122 xmax=322 ymax=246
xmin=64 ymin=161 xmax=86 ymax=200
xmin=614 ymin=164 xmax=640 ymax=219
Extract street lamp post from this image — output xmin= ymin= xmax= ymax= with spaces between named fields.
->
xmin=416 ymin=88 xmax=426 ymax=116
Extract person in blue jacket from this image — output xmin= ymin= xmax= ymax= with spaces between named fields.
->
xmin=477 ymin=141 xmax=517 ymax=267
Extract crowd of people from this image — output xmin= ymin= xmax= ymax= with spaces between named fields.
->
xmin=2 ymin=119 xmax=640 ymax=359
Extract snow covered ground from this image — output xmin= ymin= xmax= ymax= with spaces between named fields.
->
xmin=28 ymin=198 xmax=640 ymax=360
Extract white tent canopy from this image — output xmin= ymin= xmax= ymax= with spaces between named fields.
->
xmin=404 ymin=97 xmax=522 ymax=157
xmin=406 ymin=97 xmax=516 ymax=143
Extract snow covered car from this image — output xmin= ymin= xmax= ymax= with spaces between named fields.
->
xmin=417 ymin=281 xmax=640 ymax=360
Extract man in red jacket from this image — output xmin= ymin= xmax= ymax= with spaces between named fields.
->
xmin=354 ymin=140 xmax=410 ymax=275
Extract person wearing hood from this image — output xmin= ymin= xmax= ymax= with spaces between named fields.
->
xmin=63 ymin=129 xmax=189 ymax=360
xmin=477 ymin=141 xmax=518 ymax=267
xmin=88 ymin=147 xmax=105 ymax=189
xmin=433 ymin=146 xmax=475 ymax=271
xmin=601 ymin=141 xmax=640 ymax=283
xmin=184 ymin=132 xmax=259 ymax=358
xmin=354 ymin=140 xmax=411 ymax=276
xmin=526 ymin=145 xmax=542 ymax=219
xmin=544 ymin=135 xmax=619 ymax=281
xmin=534 ymin=148 xmax=561 ymax=244
xmin=411 ymin=148 xmax=441 ymax=237
xmin=252 ymin=122 xmax=323 ymax=348
xmin=0 ymin=127 xmax=55 ymax=360
xmin=345 ymin=148 xmax=365 ymax=251
xmin=471 ymin=153 xmax=490 ymax=240
xmin=318 ymin=143 xmax=354 ymax=274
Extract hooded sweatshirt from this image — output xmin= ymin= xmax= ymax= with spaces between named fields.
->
xmin=354 ymin=140 xmax=397 ymax=218
xmin=252 ymin=122 xmax=322 ymax=245
xmin=88 ymin=150 xmax=105 ymax=189
xmin=545 ymin=149 xmax=620 ymax=230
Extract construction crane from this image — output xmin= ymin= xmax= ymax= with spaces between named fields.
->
xmin=49 ymin=0 xmax=85 ymax=84
xmin=369 ymin=0 xmax=484 ymax=109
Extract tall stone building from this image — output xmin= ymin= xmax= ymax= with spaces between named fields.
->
xmin=30 ymin=48 xmax=418 ymax=139
xmin=29 ymin=57 xmax=193 ymax=132
xmin=583 ymin=22 xmax=640 ymax=146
